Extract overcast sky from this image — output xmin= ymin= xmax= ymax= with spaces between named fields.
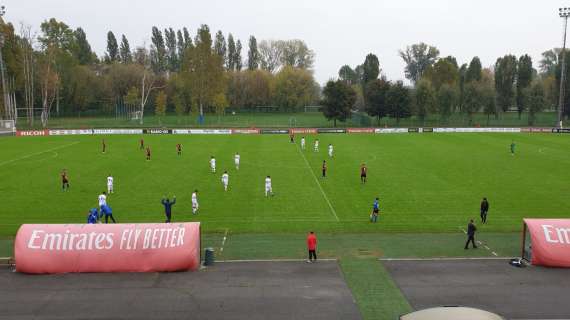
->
xmin=4 ymin=0 xmax=568 ymax=84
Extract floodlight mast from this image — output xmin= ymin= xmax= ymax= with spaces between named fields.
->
xmin=558 ymin=7 xmax=570 ymax=129
xmin=0 ymin=5 xmax=9 ymax=122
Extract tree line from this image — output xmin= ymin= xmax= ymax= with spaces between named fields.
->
xmin=323 ymin=43 xmax=567 ymax=126
xmin=0 ymin=17 xmax=318 ymax=126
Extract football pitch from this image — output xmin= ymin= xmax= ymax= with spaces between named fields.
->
xmin=2 ymin=132 xmax=570 ymax=319
xmin=0 ymin=133 xmax=569 ymax=236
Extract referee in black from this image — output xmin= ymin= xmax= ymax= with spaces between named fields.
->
xmin=464 ymin=219 xmax=478 ymax=249
xmin=480 ymin=197 xmax=489 ymax=224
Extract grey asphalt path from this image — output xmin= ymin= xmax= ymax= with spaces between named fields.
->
xmin=0 ymin=260 xmax=361 ymax=320
xmin=384 ymin=259 xmax=570 ymax=320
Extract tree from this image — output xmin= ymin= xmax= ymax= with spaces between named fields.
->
xmin=247 ymin=35 xmax=259 ymax=70
xmin=386 ymin=80 xmax=412 ymax=124
xmin=362 ymin=53 xmax=380 ymax=84
xmin=259 ymin=40 xmax=282 ymax=73
xmin=399 ymin=43 xmax=440 ymax=84
xmin=119 ymin=35 xmax=132 ymax=64
xmin=164 ymin=28 xmax=178 ymax=72
xmin=212 ymin=92 xmax=228 ymax=121
xmin=494 ymin=55 xmax=517 ymax=112
xmin=527 ymin=81 xmax=545 ymax=125
xmin=73 ymin=28 xmax=94 ymax=65
xmin=463 ymin=82 xmax=482 ymax=124
xmin=106 ymin=31 xmax=119 ymax=62
xmin=273 ymin=66 xmax=316 ymax=111
xmin=465 ymin=56 xmax=482 ymax=83
xmin=124 ymin=86 xmax=140 ymax=106
xmin=173 ymin=93 xmax=186 ymax=123
xmin=214 ymin=30 xmax=227 ymax=63
xmin=414 ymin=79 xmax=435 ymax=123
xmin=436 ymin=84 xmax=457 ymax=122
xmin=279 ymin=39 xmax=314 ymax=70
xmin=539 ymin=48 xmax=560 ymax=75
xmin=182 ymin=24 xmax=226 ymax=121
xmin=155 ymin=91 xmax=167 ymax=125
xmin=481 ymin=81 xmax=496 ymax=125
xmin=338 ymin=65 xmax=357 ymax=84
xmin=150 ymin=26 xmax=166 ymax=73
xmin=423 ymin=58 xmax=459 ymax=91
xmin=227 ymin=33 xmax=236 ymax=70
xmin=235 ymin=39 xmax=243 ymax=71
xmin=321 ymin=80 xmax=356 ymax=127
xmin=516 ymin=54 xmax=533 ymax=118
xmin=364 ymin=79 xmax=391 ymax=124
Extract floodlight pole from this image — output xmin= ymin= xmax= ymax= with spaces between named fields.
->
xmin=558 ymin=8 xmax=569 ymax=129
xmin=0 ymin=6 xmax=9 ymax=122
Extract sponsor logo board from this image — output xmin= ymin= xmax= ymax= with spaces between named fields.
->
xmin=49 ymin=129 xmax=93 ymax=135
xmin=143 ymin=129 xmax=172 ymax=134
xmin=317 ymin=128 xmax=346 ymax=133
xmin=375 ymin=128 xmax=408 ymax=133
xmin=260 ymin=129 xmax=289 ymax=134
xmin=290 ymin=128 xmax=317 ymax=134
xmin=93 ymin=129 xmax=143 ymax=135
xmin=231 ymin=129 xmax=260 ymax=134
xmin=347 ymin=128 xmax=374 ymax=133
xmin=16 ymin=130 xmax=48 ymax=136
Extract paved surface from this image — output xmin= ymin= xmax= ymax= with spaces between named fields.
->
xmin=0 ymin=261 xmax=360 ymax=320
xmin=384 ymin=259 xmax=570 ymax=319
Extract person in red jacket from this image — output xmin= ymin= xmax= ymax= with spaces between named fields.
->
xmin=307 ymin=231 xmax=318 ymax=263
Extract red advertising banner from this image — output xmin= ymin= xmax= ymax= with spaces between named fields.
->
xmin=16 ymin=130 xmax=48 ymax=137
xmin=524 ymin=219 xmax=570 ymax=267
xmin=347 ymin=128 xmax=374 ymax=133
xmin=290 ymin=128 xmax=317 ymax=134
xmin=15 ymin=223 xmax=201 ymax=274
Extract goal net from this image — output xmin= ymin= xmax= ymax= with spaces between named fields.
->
xmin=0 ymin=120 xmax=15 ymax=135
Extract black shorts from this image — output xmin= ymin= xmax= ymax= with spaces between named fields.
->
xmin=373 ymin=208 xmax=379 ymax=214
xmin=361 ymin=173 xmax=367 ymax=178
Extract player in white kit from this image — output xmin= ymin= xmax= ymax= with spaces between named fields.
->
xmin=301 ymin=137 xmax=306 ymax=150
xmin=191 ymin=190 xmax=199 ymax=214
xmin=98 ymin=191 xmax=107 ymax=210
xmin=221 ymin=171 xmax=229 ymax=191
xmin=234 ymin=153 xmax=240 ymax=170
xmin=314 ymin=139 xmax=319 ymax=152
xmin=328 ymin=144 xmax=333 ymax=158
xmin=210 ymin=156 xmax=216 ymax=173
xmin=107 ymin=174 xmax=114 ymax=194
xmin=265 ymin=176 xmax=273 ymax=197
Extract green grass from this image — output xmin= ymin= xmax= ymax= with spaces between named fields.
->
xmin=0 ymin=132 xmax=565 ymax=319
xmin=16 ymin=111 xmax=561 ymax=129
xmin=1 ymin=133 xmax=569 ymax=236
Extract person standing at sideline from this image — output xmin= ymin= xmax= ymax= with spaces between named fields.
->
xmin=464 ymin=219 xmax=478 ymax=249
xmin=301 ymin=137 xmax=306 ymax=150
xmin=510 ymin=140 xmax=516 ymax=156
xmin=322 ymin=160 xmax=327 ymax=178
xmin=307 ymin=231 xmax=318 ymax=263
xmin=140 ymin=138 xmax=144 ymax=150
xmin=370 ymin=197 xmax=380 ymax=223
xmin=102 ymin=139 xmax=106 ymax=154
xmin=161 ymin=195 xmax=176 ymax=223
xmin=290 ymin=131 xmax=295 ymax=143
xmin=480 ymin=197 xmax=489 ymax=224
xmin=314 ymin=139 xmax=319 ymax=152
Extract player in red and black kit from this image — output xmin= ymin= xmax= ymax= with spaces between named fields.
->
xmin=289 ymin=131 xmax=295 ymax=143
xmin=360 ymin=163 xmax=367 ymax=183
xmin=102 ymin=139 xmax=106 ymax=153
xmin=61 ymin=169 xmax=70 ymax=191
xmin=322 ymin=160 xmax=327 ymax=178
xmin=176 ymin=143 xmax=182 ymax=156
xmin=146 ymin=146 xmax=151 ymax=161
xmin=140 ymin=138 xmax=144 ymax=150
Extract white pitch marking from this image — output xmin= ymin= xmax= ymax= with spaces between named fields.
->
xmin=484 ymin=245 xmax=490 ymax=250
xmin=296 ymin=145 xmax=339 ymax=222
xmin=379 ymin=257 xmax=512 ymax=261
xmin=0 ymin=141 xmax=80 ymax=167
xmin=492 ymin=252 xmax=498 ymax=256
xmin=220 ymin=228 xmax=229 ymax=253
xmin=219 ymin=258 xmax=338 ymax=263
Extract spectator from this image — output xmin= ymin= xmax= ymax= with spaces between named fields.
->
xmin=161 ymin=196 xmax=176 ymax=223
xmin=464 ymin=219 xmax=477 ymax=249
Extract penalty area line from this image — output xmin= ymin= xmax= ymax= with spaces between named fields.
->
xmin=0 ymin=141 xmax=80 ymax=167
xmin=296 ymin=145 xmax=339 ymax=222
